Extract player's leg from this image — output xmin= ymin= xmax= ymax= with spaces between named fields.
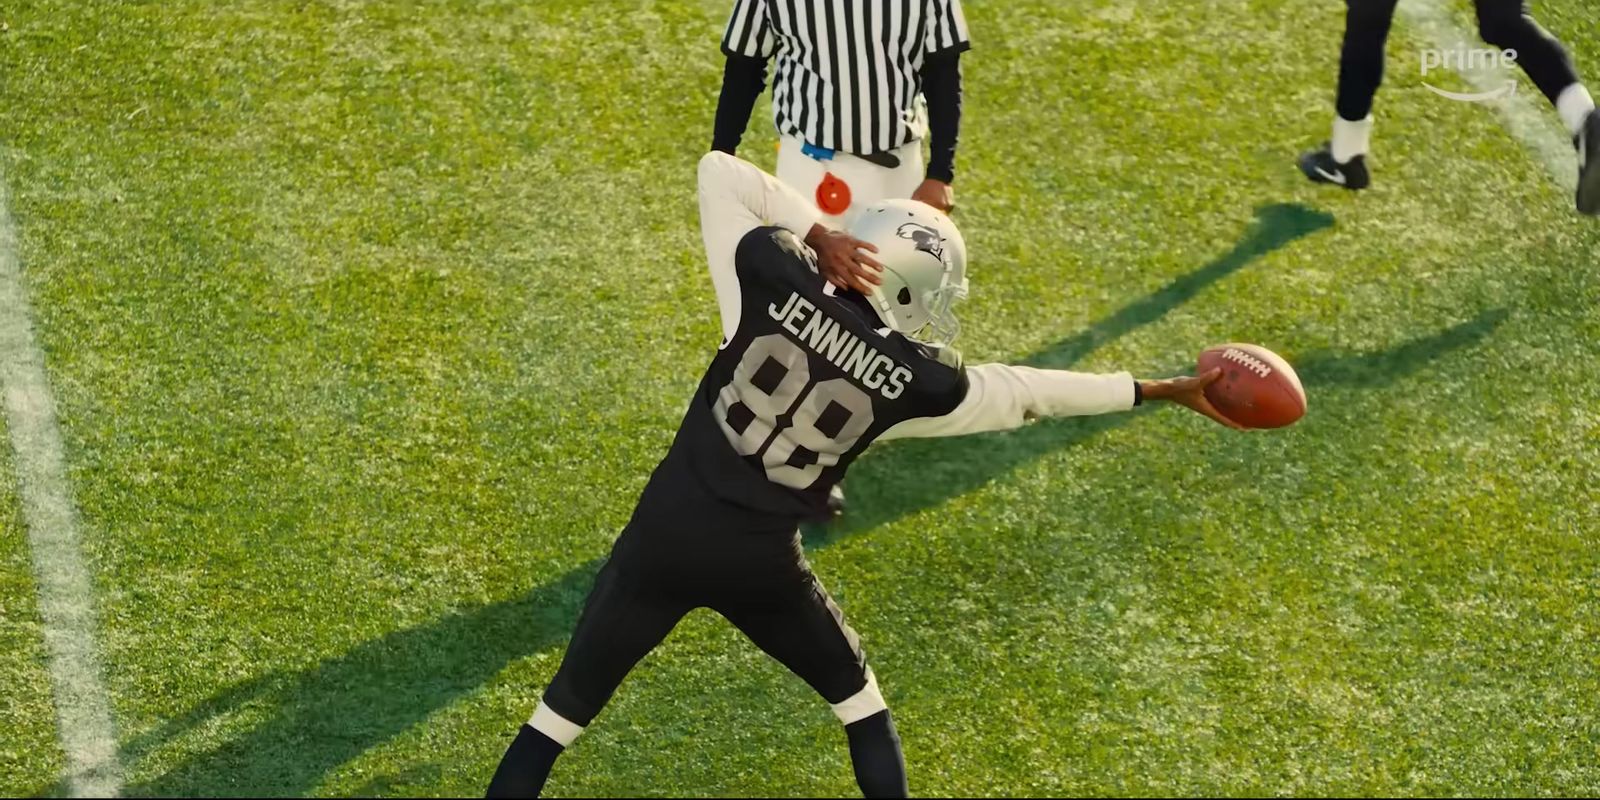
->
xmin=1334 ymin=0 xmax=1400 ymax=125
xmin=1474 ymin=0 xmax=1583 ymax=108
xmin=713 ymin=557 xmax=907 ymax=798
xmin=1473 ymin=0 xmax=1600 ymax=213
xmin=1300 ymin=0 xmax=1401 ymax=190
xmin=486 ymin=557 xmax=690 ymax=798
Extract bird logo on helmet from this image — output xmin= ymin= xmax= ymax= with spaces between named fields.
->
xmin=894 ymin=222 xmax=947 ymax=265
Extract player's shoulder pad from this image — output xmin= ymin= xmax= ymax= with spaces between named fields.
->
xmin=913 ymin=342 xmax=964 ymax=372
xmin=773 ymin=226 xmax=815 ymax=263
xmin=917 ymin=344 xmax=968 ymax=414
xmin=735 ymin=225 xmax=819 ymax=286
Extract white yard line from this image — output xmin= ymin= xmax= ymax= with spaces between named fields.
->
xmin=0 ymin=175 xmax=124 ymax=795
xmin=1398 ymin=0 xmax=1579 ymax=187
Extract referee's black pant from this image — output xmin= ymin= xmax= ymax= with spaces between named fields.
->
xmin=1336 ymin=0 xmax=1581 ymax=121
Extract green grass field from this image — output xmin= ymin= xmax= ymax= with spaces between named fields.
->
xmin=2 ymin=0 xmax=1599 ymax=796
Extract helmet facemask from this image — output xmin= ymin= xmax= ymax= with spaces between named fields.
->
xmin=920 ymin=274 xmax=968 ymax=347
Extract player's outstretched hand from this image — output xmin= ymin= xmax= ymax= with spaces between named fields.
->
xmin=1139 ymin=368 xmax=1247 ymax=430
xmin=806 ymin=224 xmax=883 ymax=295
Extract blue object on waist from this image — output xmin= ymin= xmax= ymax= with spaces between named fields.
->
xmin=800 ymin=142 xmax=836 ymax=161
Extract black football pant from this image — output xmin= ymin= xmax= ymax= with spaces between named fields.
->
xmin=541 ymin=469 xmax=872 ymax=730
xmin=1335 ymin=0 xmax=1581 ymax=121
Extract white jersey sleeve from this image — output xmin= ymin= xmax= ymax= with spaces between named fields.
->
xmin=698 ymin=151 xmax=824 ymax=342
xmin=879 ymin=363 xmax=1136 ymax=440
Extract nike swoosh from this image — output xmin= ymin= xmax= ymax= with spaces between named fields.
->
xmin=1314 ymin=166 xmax=1347 ymax=185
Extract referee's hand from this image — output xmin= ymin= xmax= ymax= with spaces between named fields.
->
xmin=805 ymin=224 xmax=883 ymax=295
xmin=912 ymin=179 xmax=954 ymax=213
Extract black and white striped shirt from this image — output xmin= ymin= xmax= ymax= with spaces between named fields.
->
xmin=722 ymin=0 xmax=971 ymax=156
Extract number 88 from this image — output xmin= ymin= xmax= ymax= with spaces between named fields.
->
xmin=713 ymin=334 xmax=876 ymax=490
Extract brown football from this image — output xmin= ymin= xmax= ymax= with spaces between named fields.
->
xmin=1196 ymin=343 xmax=1307 ymax=429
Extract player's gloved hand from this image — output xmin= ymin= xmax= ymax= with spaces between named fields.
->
xmin=805 ymin=224 xmax=883 ymax=295
xmin=911 ymin=179 xmax=954 ymax=213
xmin=1138 ymin=369 xmax=1247 ymax=430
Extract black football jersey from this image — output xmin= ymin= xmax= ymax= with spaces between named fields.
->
xmin=659 ymin=225 xmax=969 ymax=519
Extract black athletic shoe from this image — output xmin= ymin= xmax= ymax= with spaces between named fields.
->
xmin=1576 ymin=108 xmax=1600 ymax=216
xmin=1298 ymin=142 xmax=1370 ymax=190
xmin=826 ymin=484 xmax=847 ymax=518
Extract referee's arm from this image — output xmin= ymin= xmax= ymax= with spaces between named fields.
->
xmin=712 ymin=56 xmax=767 ymax=155
xmin=917 ymin=0 xmax=971 ymax=207
xmin=921 ymin=50 xmax=964 ymax=184
xmin=712 ymin=0 xmax=775 ymax=155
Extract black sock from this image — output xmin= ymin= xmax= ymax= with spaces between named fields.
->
xmin=844 ymin=710 xmax=908 ymax=799
xmin=486 ymin=724 xmax=564 ymax=799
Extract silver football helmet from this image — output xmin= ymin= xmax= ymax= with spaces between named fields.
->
xmin=846 ymin=199 xmax=968 ymax=346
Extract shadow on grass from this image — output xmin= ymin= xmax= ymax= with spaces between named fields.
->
xmin=118 ymin=567 xmax=601 ymax=797
xmin=123 ymin=203 xmax=1504 ymax=797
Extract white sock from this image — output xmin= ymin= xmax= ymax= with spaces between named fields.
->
xmin=1556 ymin=84 xmax=1596 ymax=137
xmin=1331 ymin=115 xmax=1374 ymax=164
xmin=830 ymin=668 xmax=888 ymax=725
xmin=529 ymin=701 xmax=585 ymax=747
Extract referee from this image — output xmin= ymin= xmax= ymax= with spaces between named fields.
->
xmin=711 ymin=0 xmax=971 ymax=224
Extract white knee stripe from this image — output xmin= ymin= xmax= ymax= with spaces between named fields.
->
xmin=831 ymin=668 xmax=888 ymax=725
xmin=529 ymin=701 xmax=585 ymax=747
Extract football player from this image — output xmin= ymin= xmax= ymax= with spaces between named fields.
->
xmin=485 ymin=152 xmax=1240 ymax=799
xmin=1298 ymin=0 xmax=1599 ymax=215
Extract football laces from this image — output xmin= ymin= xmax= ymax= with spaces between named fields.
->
xmin=1223 ymin=348 xmax=1273 ymax=378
